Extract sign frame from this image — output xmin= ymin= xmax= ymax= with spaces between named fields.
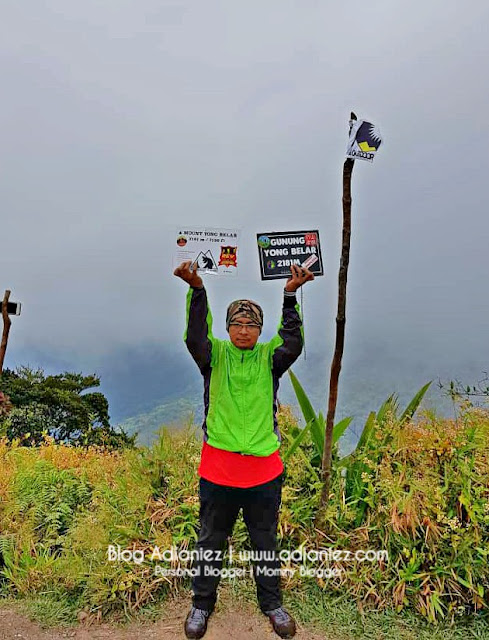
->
xmin=174 ymin=226 xmax=240 ymax=277
xmin=256 ymin=230 xmax=324 ymax=281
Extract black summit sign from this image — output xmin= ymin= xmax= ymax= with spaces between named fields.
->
xmin=256 ymin=230 xmax=324 ymax=280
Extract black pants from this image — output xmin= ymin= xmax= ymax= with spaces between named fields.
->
xmin=192 ymin=472 xmax=283 ymax=612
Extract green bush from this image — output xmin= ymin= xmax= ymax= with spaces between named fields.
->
xmin=279 ymin=402 xmax=489 ymax=622
xmin=0 ymin=402 xmax=487 ymax=625
xmin=0 ymin=367 xmax=135 ymax=448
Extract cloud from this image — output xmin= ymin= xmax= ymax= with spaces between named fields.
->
xmin=1 ymin=0 xmax=488 ymax=390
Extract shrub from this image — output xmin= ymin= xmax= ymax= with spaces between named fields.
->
xmin=12 ymin=460 xmax=93 ymax=547
xmin=284 ymin=405 xmax=489 ymax=622
xmin=0 ymin=403 xmax=487 ymax=624
xmin=0 ymin=367 xmax=135 ymax=448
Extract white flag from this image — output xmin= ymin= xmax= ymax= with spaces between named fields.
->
xmin=346 ymin=120 xmax=383 ymax=163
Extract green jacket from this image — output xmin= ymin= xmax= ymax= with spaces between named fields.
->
xmin=184 ymin=286 xmax=303 ymax=456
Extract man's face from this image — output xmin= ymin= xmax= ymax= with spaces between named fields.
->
xmin=228 ymin=317 xmax=261 ymax=350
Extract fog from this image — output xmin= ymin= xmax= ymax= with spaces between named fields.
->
xmin=2 ymin=1 xmax=488 ymax=422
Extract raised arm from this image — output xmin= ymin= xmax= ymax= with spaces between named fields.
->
xmin=174 ymin=261 xmax=214 ymax=373
xmin=271 ymin=265 xmax=314 ymax=377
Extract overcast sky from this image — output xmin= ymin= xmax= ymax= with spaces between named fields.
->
xmin=2 ymin=0 xmax=488 ymax=390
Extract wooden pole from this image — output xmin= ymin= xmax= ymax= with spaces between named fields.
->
xmin=0 ymin=290 xmax=12 ymax=375
xmin=319 ymin=116 xmax=356 ymax=515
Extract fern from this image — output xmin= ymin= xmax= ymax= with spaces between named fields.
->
xmin=0 ymin=535 xmax=15 ymax=573
xmin=13 ymin=461 xmax=92 ymax=546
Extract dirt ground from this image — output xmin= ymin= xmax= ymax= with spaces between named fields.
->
xmin=0 ymin=596 xmax=329 ymax=640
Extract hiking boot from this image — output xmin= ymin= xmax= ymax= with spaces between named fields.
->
xmin=263 ymin=606 xmax=296 ymax=639
xmin=184 ymin=606 xmax=212 ymax=639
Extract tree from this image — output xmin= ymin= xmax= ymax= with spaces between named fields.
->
xmin=0 ymin=390 xmax=12 ymax=417
xmin=0 ymin=367 xmax=135 ymax=448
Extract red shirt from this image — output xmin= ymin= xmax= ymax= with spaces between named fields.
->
xmin=198 ymin=441 xmax=283 ymax=488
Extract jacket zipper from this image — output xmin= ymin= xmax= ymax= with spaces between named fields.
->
xmin=241 ymin=351 xmax=245 ymax=452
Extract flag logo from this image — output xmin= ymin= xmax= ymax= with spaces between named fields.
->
xmin=346 ymin=120 xmax=383 ymax=163
xmin=218 ymin=246 xmax=237 ymax=268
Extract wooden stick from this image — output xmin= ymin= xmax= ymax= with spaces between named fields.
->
xmin=319 ymin=152 xmax=355 ymax=514
xmin=0 ymin=290 xmax=12 ymax=375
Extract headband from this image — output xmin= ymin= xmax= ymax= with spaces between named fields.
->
xmin=226 ymin=299 xmax=264 ymax=331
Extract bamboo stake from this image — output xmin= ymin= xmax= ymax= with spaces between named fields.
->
xmin=0 ymin=290 xmax=12 ymax=375
xmin=319 ymin=115 xmax=356 ymax=515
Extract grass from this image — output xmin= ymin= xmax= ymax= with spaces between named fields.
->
xmin=214 ymin=573 xmax=489 ymax=639
xmin=2 ymin=576 xmax=489 ymax=639
xmin=0 ymin=404 xmax=488 ymax=638
xmin=287 ymin=584 xmax=489 ymax=640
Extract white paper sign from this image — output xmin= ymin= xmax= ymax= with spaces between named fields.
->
xmin=174 ymin=227 xmax=240 ymax=276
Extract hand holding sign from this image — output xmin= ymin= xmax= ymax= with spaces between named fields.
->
xmin=173 ymin=261 xmax=203 ymax=289
xmin=284 ymin=264 xmax=315 ymax=292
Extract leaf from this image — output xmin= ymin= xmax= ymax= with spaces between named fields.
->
xmin=309 ymin=417 xmax=325 ymax=457
xmin=282 ymin=419 xmax=313 ymax=463
xmin=288 ymin=370 xmax=316 ymax=425
xmin=332 ymin=416 xmax=353 ymax=446
xmin=399 ymin=381 xmax=432 ymax=425
xmin=455 ymin=575 xmax=473 ymax=589
xmin=376 ymin=394 xmax=397 ymax=427
xmin=282 ymin=429 xmax=320 ymax=480
xmin=336 ymin=452 xmax=353 ymax=469
xmin=288 ymin=370 xmax=323 ymax=455
xmin=357 ymin=412 xmax=376 ymax=451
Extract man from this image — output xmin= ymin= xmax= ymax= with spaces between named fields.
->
xmin=173 ymin=260 xmax=314 ymax=639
